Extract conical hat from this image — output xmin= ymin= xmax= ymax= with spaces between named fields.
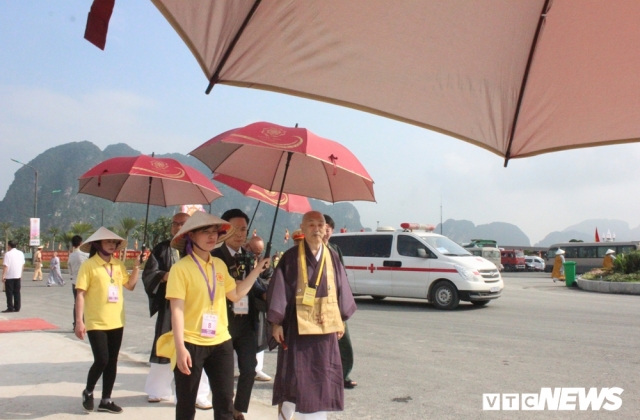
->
xmin=170 ymin=211 xmax=234 ymax=253
xmin=606 ymin=249 xmax=615 ymax=255
xmin=555 ymin=249 xmax=565 ymax=255
xmin=79 ymin=227 xmax=127 ymax=253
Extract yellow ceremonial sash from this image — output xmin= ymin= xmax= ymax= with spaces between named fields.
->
xmin=295 ymin=241 xmax=344 ymax=335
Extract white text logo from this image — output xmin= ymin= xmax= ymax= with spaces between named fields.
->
xmin=483 ymin=388 xmax=623 ymax=411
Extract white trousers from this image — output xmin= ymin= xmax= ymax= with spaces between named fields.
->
xmin=279 ymin=402 xmax=327 ymax=420
xmin=256 ymin=350 xmax=265 ymax=372
xmin=145 ymin=362 xmax=210 ymax=400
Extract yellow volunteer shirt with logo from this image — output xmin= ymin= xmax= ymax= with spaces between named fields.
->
xmin=75 ymin=254 xmax=130 ymax=331
xmin=166 ymin=253 xmax=236 ymax=346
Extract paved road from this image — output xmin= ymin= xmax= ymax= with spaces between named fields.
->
xmin=5 ymin=271 xmax=640 ymax=419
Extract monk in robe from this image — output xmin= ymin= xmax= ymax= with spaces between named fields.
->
xmin=602 ymin=249 xmax=615 ymax=270
xmin=551 ymin=248 xmax=566 ymax=283
xmin=267 ymin=211 xmax=356 ymax=420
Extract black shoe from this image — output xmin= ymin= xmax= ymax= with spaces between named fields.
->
xmin=1 ymin=309 xmax=13 ymax=313
xmin=82 ymin=390 xmax=94 ymax=412
xmin=344 ymin=379 xmax=358 ymax=389
xmin=98 ymin=401 xmax=123 ymax=414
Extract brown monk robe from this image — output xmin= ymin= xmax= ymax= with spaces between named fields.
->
xmin=267 ymin=211 xmax=356 ymax=415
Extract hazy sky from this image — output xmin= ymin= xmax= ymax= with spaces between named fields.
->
xmin=2 ymin=1 xmax=639 ymax=245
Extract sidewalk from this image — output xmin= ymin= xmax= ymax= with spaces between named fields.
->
xmin=0 ymin=328 xmax=277 ymax=419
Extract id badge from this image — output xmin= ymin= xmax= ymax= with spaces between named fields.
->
xmin=301 ymin=286 xmax=317 ymax=306
xmin=107 ymin=285 xmax=119 ymax=303
xmin=233 ymin=295 xmax=249 ymax=315
xmin=201 ymin=313 xmax=218 ymax=338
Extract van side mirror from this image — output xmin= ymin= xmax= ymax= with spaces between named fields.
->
xmin=417 ymin=248 xmax=427 ymax=258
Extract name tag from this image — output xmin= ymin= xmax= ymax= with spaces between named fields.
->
xmin=233 ymin=295 xmax=249 ymax=315
xmin=108 ymin=285 xmax=119 ymax=303
xmin=302 ymin=286 xmax=316 ymax=306
xmin=201 ymin=313 xmax=218 ymax=337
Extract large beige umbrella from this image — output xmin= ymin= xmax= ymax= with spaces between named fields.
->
xmin=148 ymin=0 xmax=640 ymax=165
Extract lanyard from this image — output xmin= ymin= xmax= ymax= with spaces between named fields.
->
xmin=299 ymin=241 xmax=326 ymax=289
xmin=103 ymin=263 xmax=114 ymax=284
xmin=191 ymin=254 xmax=216 ymax=306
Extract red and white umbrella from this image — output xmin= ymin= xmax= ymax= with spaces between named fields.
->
xmin=190 ymin=121 xmax=375 ymax=255
xmin=78 ymin=154 xmax=223 ymax=249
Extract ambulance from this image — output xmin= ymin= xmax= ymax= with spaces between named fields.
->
xmin=330 ymin=223 xmax=503 ymax=310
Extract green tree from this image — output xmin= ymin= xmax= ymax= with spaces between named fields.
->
xmin=12 ymin=226 xmax=30 ymax=251
xmin=0 ymin=222 xmax=12 ymax=252
xmin=118 ymin=217 xmax=139 ymax=245
xmin=147 ymin=216 xmax=172 ymax=248
xmin=60 ymin=231 xmax=76 ymax=251
xmin=48 ymin=227 xmax=61 ymax=251
xmin=70 ymin=222 xmax=94 ymax=238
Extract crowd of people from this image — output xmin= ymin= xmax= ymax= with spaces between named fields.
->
xmin=2 ymin=209 xmax=358 ymax=420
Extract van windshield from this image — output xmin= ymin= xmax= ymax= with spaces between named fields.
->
xmin=417 ymin=235 xmax=471 ymax=256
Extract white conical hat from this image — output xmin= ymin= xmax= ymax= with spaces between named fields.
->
xmin=606 ymin=249 xmax=615 ymax=255
xmin=79 ymin=227 xmax=127 ymax=253
xmin=170 ymin=211 xmax=234 ymax=253
xmin=555 ymin=249 xmax=565 ymax=255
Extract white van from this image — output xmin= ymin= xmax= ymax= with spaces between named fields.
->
xmin=330 ymin=223 xmax=504 ymax=310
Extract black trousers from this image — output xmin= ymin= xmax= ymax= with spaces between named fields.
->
xmin=174 ymin=340 xmax=234 ymax=420
xmin=86 ymin=327 xmax=124 ymax=399
xmin=231 ymin=327 xmax=257 ymax=412
xmin=72 ymin=283 xmax=78 ymax=327
xmin=339 ymin=322 xmax=354 ymax=381
xmin=4 ymin=278 xmax=21 ymax=311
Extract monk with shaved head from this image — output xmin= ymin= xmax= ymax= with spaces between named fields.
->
xmin=267 ymin=211 xmax=356 ymax=419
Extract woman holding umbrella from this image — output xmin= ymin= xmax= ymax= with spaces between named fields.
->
xmin=74 ymin=227 xmax=140 ymax=414
xmin=156 ymin=211 xmax=269 ymax=420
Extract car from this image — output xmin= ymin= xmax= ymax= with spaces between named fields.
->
xmin=330 ymin=223 xmax=504 ymax=310
xmin=525 ymin=256 xmax=545 ymax=271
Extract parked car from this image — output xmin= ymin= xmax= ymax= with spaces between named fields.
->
xmin=525 ymin=256 xmax=545 ymax=271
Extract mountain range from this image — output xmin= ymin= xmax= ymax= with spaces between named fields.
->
xmin=1 ymin=141 xmax=638 ymax=250
xmin=0 ymin=141 xmax=363 ymax=253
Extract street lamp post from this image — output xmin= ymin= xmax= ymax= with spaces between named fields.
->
xmin=11 ymin=159 xmax=38 ymax=218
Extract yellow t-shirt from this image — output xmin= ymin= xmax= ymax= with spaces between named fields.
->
xmin=166 ymin=253 xmax=236 ymax=346
xmin=75 ymin=254 xmax=130 ymax=331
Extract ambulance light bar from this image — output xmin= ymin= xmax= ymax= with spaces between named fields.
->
xmin=401 ymin=223 xmax=435 ymax=232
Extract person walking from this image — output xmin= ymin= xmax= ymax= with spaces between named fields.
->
xmin=47 ymin=252 xmax=65 ymax=286
xmin=2 ymin=240 xmax=25 ymax=313
xmin=74 ymin=227 xmax=140 ymax=414
xmin=212 ymin=209 xmax=270 ymax=420
xmin=68 ymin=235 xmax=89 ymax=328
xmin=602 ymin=249 xmax=616 ymax=270
xmin=267 ymin=211 xmax=357 ymax=420
xmin=551 ymin=249 xmax=566 ymax=283
xmin=156 ymin=211 xmax=269 ymax=420
xmin=323 ymin=214 xmax=357 ymax=390
xmin=142 ymin=212 xmax=213 ymax=409
xmin=33 ymin=245 xmax=43 ymax=281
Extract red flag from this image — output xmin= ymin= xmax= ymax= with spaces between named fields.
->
xmin=284 ymin=228 xmax=290 ymax=243
xmin=595 ymin=228 xmax=600 ymax=242
xmin=84 ymin=0 xmax=115 ymax=50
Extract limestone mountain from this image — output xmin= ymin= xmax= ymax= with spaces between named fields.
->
xmin=0 ymin=141 xmax=364 ymax=253
xmin=435 ymin=219 xmax=531 ymax=246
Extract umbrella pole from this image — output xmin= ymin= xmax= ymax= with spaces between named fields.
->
xmin=265 ymin=151 xmax=293 ymax=258
xmin=247 ymin=201 xmax=261 ymax=234
xmin=141 ymin=175 xmax=152 ymax=262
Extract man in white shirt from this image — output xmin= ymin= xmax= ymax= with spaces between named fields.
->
xmin=68 ymin=235 xmax=89 ymax=327
xmin=2 ymin=240 xmax=25 ymax=313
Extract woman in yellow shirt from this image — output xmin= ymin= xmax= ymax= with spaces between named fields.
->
xmin=74 ymin=227 xmax=140 ymax=414
xmin=164 ymin=212 xmax=268 ymax=420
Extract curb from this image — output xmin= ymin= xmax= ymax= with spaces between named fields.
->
xmin=576 ymin=277 xmax=640 ymax=295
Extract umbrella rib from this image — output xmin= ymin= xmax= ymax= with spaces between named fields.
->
xmin=205 ymin=0 xmax=263 ymax=94
xmin=503 ymin=0 xmax=551 ymax=167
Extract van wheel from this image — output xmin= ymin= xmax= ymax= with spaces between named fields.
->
xmin=371 ymin=295 xmax=386 ymax=301
xmin=471 ymin=300 xmax=489 ymax=307
xmin=431 ymin=281 xmax=459 ymax=310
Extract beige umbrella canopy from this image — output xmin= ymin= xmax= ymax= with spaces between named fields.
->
xmin=151 ymin=0 xmax=640 ymax=165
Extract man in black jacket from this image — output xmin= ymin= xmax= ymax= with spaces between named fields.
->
xmin=212 ymin=209 xmax=268 ymax=420
xmin=142 ymin=212 xmax=213 ymax=409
